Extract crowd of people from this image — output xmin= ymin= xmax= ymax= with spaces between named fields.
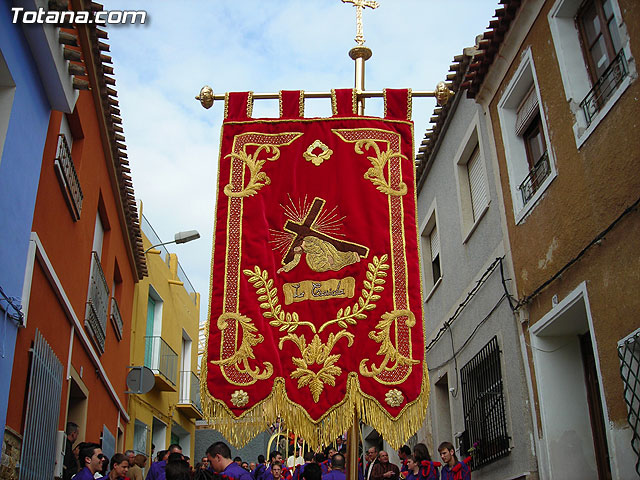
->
xmin=62 ymin=422 xmax=470 ymax=480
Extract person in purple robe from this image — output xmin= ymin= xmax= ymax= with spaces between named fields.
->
xmin=146 ymin=444 xmax=183 ymax=480
xmin=207 ymin=441 xmax=252 ymax=480
xmin=74 ymin=443 xmax=104 ymax=480
xmin=321 ymin=453 xmax=346 ymax=480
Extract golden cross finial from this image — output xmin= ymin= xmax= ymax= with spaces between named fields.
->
xmin=341 ymin=0 xmax=379 ymax=46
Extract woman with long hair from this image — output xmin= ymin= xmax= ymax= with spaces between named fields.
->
xmin=412 ymin=443 xmax=440 ymax=480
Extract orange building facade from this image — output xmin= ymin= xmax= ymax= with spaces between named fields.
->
xmin=3 ymin=3 xmax=146 ymax=478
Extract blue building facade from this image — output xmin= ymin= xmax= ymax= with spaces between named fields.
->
xmin=0 ymin=2 xmax=77 ymax=440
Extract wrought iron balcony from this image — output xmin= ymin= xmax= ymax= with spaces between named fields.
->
xmin=85 ymin=251 xmax=109 ymax=353
xmin=110 ymin=296 xmax=123 ymax=341
xmin=53 ymin=133 xmax=83 ymax=221
xmin=144 ymin=336 xmax=178 ymax=390
xmin=580 ymin=49 xmax=628 ymax=127
xmin=518 ymin=151 xmax=550 ymax=206
xmin=177 ymin=370 xmax=203 ymax=419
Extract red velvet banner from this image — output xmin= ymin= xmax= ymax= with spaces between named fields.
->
xmin=203 ymin=91 xmax=428 ymax=448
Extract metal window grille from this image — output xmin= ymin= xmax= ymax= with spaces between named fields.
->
xmin=133 ymin=420 xmax=149 ymax=456
xmin=179 ymin=370 xmax=203 ymax=413
xmin=19 ymin=330 xmax=64 ymax=480
xmin=580 ymin=49 xmax=628 ymax=126
xmin=53 ymin=133 xmax=83 ymax=220
xmin=460 ymin=336 xmax=510 ymax=469
xmin=618 ymin=329 xmax=640 ymax=476
xmin=110 ymin=296 xmax=123 ymax=341
xmin=144 ymin=336 xmax=178 ymax=386
xmin=85 ymin=251 xmax=109 ymax=353
xmin=518 ymin=151 xmax=550 ymax=205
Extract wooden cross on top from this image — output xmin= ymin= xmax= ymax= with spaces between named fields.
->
xmin=341 ymin=0 xmax=380 ymax=46
xmin=282 ymin=197 xmax=369 ymax=264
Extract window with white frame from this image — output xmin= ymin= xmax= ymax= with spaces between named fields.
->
xmin=548 ymin=0 xmax=634 ymax=147
xmin=497 ymin=49 xmax=556 ymax=223
xmin=420 ymin=209 xmax=442 ymax=297
xmin=455 ymin=116 xmax=489 ymax=239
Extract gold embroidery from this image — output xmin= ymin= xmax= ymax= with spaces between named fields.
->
xmin=354 ymin=139 xmax=408 ymax=196
xmin=331 ymin=89 xmax=338 ymax=116
xmin=359 ymin=310 xmax=420 ymax=378
xmin=406 ymin=88 xmax=412 ymax=121
xmin=223 ymin=134 xmax=303 ymax=198
xmin=385 ymin=389 xmax=404 ymax=407
xmin=303 ymin=139 xmax=333 ymax=166
xmin=231 ymin=390 xmax=250 ymax=407
xmin=299 ymin=90 xmax=305 ymax=118
xmin=224 ymin=92 xmax=230 ymax=119
xmin=243 ymin=266 xmax=315 ymax=333
xmin=352 ymin=89 xmax=357 ymax=114
xmin=318 ymin=254 xmax=388 ymax=333
xmin=247 ymin=92 xmax=254 ymax=118
xmin=278 ymin=90 xmax=284 ymax=118
xmin=282 ymin=331 xmax=353 ymax=402
xmin=279 ymin=197 xmax=369 ymax=270
xmin=283 ymin=277 xmax=356 ymax=305
xmin=210 ymin=313 xmax=274 ymax=383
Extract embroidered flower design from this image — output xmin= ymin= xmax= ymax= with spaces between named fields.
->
xmin=385 ymin=389 xmax=404 ymax=407
xmin=231 ymin=390 xmax=249 ymax=407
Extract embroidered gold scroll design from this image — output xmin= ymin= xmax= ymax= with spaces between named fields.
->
xmin=223 ymin=145 xmax=281 ymax=198
xmin=353 ymin=139 xmax=408 ymax=196
xmin=359 ymin=310 xmax=419 ymax=383
xmin=243 ymin=254 xmax=388 ymax=335
xmin=280 ymin=331 xmax=353 ymax=403
xmin=210 ymin=313 xmax=274 ymax=383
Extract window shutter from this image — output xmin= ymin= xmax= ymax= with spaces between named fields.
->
xmin=515 ymin=87 xmax=539 ymax=136
xmin=468 ymin=148 xmax=488 ymax=220
xmin=429 ymin=225 xmax=440 ymax=261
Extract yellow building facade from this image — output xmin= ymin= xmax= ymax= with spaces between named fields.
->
xmin=125 ymin=211 xmax=202 ymax=461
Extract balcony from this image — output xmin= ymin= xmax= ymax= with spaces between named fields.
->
xmin=53 ymin=133 xmax=83 ymax=221
xmin=580 ymin=49 xmax=628 ymax=127
xmin=176 ymin=371 xmax=203 ymax=419
xmin=144 ymin=336 xmax=178 ymax=391
xmin=110 ymin=297 xmax=123 ymax=341
xmin=85 ymin=252 xmax=109 ymax=354
xmin=518 ymin=151 xmax=550 ymax=206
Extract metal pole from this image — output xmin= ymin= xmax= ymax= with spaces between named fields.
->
xmin=349 ymin=46 xmax=372 ymax=114
xmin=347 ymin=412 xmax=360 ymax=480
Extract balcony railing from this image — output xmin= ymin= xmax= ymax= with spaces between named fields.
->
xmin=518 ymin=151 xmax=550 ymax=206
xmin=54 ymin=133 xmax=83 ymax=221
xmin=85 ymin=252 xmax=109 ymax=353
xmin=178 ymin=370 xmax=203 ymax=413
xmin=144 ymin=336 xmax=178 ymax=387
xmin=580 ymin=49 xmax=628 ymax=127
xmin=110 ymin=296 xmax=123 ymax=341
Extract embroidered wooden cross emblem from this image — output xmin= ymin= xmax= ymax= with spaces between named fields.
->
xmin=341 ymin=0 xmax=380 ymax=46
xmin=282 ymin=197 xmax=369 ymax=264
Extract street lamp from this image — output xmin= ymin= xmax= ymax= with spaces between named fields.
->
xmin=144 ymin=230 xmax=200 ymax=254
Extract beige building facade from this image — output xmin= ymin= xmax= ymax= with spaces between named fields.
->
xmin=465 ymin=0 xmax=639 ymax=477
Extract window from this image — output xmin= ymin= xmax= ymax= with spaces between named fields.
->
xmin=85 ymin=212 xmax=109 ymax=353
xmin=548 ymin=0 xmax=633 ymax=146
xmin=54 ymin=115 xmax=83 ymax=220
xmin=577 ymin=0 xmax=622 ymax=83
xmin=454 ymin=115 xmax=489 ymax=240
xmin=133 ymin=420 xmax=149 ymax=456
xmin=0 ymin=50 xmax=16 ymax=165
xmin=460 ymin=336 xmax=510 ymax=469
xmin=420 ymin=206 xmax=441 ymax=299
xmin=429 ymin=225 xmax=441 ymax=283
xmin=497 ymin=49 xmax=556 ymax=223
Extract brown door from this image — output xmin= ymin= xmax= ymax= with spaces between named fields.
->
xmin=579 ymin=333 xmax=612 ymax=480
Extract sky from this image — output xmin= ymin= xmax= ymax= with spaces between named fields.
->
xmin=102 ymin=0 xmax=501 ymax=328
